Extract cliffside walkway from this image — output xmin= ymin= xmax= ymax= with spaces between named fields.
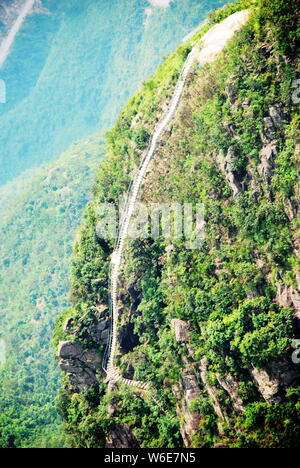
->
xmin=103 ymin=10 xmax=250 ymax=391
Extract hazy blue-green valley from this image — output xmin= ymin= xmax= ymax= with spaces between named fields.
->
xmin=0 ymin=0 xmax=226 ymax=185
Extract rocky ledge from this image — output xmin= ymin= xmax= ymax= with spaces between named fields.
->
xmin=58 ymin=306 xmax=111 ymax=392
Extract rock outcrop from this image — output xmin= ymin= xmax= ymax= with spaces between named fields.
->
xmin=258 ymin=141 xmax=278 ymax=183
xmin=216 ymin=373 xmax=245 ymax=414
xmin=276 ymin=282 xmax=300 ymax=322
xmin=251 ymin=360 xmax=298 ymax=403
xmin=200 ymin=358 xmax=229 ymax=427
xmin=105 ymin=381 xmax=140 ymax=448
xmin=173 ymin=370 xmax=202 ymax=448
xmin=171 ymin=318 xmax=190 ymax=342
xmin=118 ymin=322 xmax=140 ymax=353
xmin=58 ymin=341 xmax=102 ymax=392
xmin=72 ymin=306 xmax=111 ymax=347
xmin=106 ymin=424 xmax=140 ymax=448
xmin=171 ymin=318 xmax=202 ymax=446
xmin=58 ymin=306 xmax=111 ymax=392
xmin=216 ymin=147 xmax=243 ymax=197
xmin=258 ymin=105 xmax=287 ymax=182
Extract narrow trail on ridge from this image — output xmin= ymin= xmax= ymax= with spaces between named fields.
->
xmin=104 ymin=10 xmax=250 ymax=392
xmin=0 ymin=0 xmax=36 ymax=69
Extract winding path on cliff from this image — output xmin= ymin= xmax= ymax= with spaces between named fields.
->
xmin=104 ymin=10 xmax=250 ymax=390
xmin=0 ymin=0 xmax=36 ymax=68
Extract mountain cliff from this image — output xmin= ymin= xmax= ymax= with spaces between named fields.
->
xmin=56 ymin=0 xmax=300 ymax=448
xmin=0 ymin=0 xmax=224 ymax=449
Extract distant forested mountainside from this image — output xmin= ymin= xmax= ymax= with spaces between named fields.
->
xmin=0 ymin=1 xmax=25 ymax=37
xmin=0 ymin=0 xmax=227 ymax=448
xmin=0 ymin=135 xmax=103 ymax=448
xmin=57 ymin=0 xmax=300 ymax=448
xmin=0 ymin=0 xmax=226 ymax=185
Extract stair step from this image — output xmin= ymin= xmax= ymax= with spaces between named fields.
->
xmin=104 ymin=48 xmax=196 ymax=393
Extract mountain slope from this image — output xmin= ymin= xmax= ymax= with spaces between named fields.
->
xmin=0 ymin=0 xmax=226 ymax=449
xmin=0 ymin=134 xmax=103 ymax=448
xmin=0 ymin=0 xmax=226 ymax=184
xmin=56 ymin=0 xmax=300 ymax=448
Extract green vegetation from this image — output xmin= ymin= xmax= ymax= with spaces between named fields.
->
xmin=0 ymin=0 xmax=227 ymax=448
xmin=257 ymin=0 xmax=300 ymax=54
xmin=57 ymin=0 xmax=300 ymax=448
xmin=0 ymin=135 xmax=103 ymax=448
xmin=0 ymin=0 xmax=226 ymax=184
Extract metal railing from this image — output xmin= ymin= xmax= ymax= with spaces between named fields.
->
xmin=102 ymin=46 xmax=199 ymax=375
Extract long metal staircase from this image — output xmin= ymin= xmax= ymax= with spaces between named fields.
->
xmin=102 ymin=10 xmax=250 ymax=391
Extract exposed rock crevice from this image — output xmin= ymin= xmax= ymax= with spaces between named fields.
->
xmin=58 ymin=341 xmax=102 ymax=392
xmin=216 ymin=147 xmax=243 ymax=197
xmin=258 ymin=105 xmax=288 ymax=183
xmin=200 ymin=358 xmax=229 ymax=429
xmin=251 ymin=360 xmax=298 ymax=404
xmin=216 ymin=373 xmax=245 ymax=414
xmin=58 ymin=307 xmax=111 ymax=392
xmin=276 ymin=282 xmax=300 ymax=323
xmin=106 ymin=424 xmax=140 ymax=448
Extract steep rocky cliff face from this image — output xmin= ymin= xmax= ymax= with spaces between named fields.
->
xmin=58 ymin=306 xmax=110 ymax=392
xmin=56 ymin=0 xmax=300 ymax=448
xmin=0 ymin=0 xmax=227 ymax=449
